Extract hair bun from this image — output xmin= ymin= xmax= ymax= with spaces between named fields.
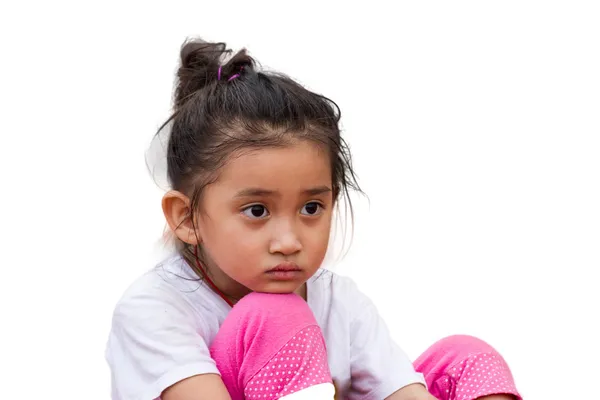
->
xmin=175 ymin=38 xmax=255 ymax=108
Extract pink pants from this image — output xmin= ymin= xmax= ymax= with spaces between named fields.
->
xmin=210 ymin=293 xmax=521 ymax=400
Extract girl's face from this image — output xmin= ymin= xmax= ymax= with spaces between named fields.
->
xmin=196 ymin=140 xmax=334 ymax=297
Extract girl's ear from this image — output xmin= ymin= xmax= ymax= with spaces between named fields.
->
xmin=162 ymin=190 xmax=200 ymax=245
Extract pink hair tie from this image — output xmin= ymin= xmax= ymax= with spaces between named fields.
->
xmin=218 ymin=66 xmax=242 ymax=82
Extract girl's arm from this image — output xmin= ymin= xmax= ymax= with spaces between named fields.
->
xmin=385 ymin=383 xmax=437 ymax=400
xmin=162 ymin=374 xmax=232 ymax=400
xmin=106 ymin=281 xmax=228 ymax=400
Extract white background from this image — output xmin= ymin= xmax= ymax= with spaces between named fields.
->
xmin=1 ymin=1 xmax=599 ymax=399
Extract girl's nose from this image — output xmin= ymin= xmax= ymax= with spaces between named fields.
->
xmin=269 ymin=225 xmax=302 ymax=256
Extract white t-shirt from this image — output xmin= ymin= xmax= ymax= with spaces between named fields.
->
xmin=105 ymin=255 xmax=425 ymax=400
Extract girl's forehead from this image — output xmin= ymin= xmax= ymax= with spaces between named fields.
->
xmin=217 ymin=142 xmax=332 ymax=188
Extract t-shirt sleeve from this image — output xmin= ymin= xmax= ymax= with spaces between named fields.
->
xmin=106 ymin=285 xmax=220 ymax=400
xmin=346 ymin=281 xmax=426 ymax=400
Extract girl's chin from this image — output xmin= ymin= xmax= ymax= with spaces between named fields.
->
xmin=246 ymin=281 xmax=306 ymax=295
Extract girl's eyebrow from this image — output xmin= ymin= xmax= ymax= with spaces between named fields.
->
xmin=234 ymin=186 xmax=332 ymax=199
xmin=303 ymin=186 xmax=332 ymax=196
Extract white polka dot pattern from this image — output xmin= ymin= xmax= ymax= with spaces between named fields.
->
xmin=437 ymin=352 xmax=519 ymax=400
xmin=244 ymin=325 xmax=332 ymax=400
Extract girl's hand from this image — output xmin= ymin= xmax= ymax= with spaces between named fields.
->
xmin=385 ymin=383 xmax=438 ymax=400
xmin=162 ymin=374 xmax=232 ymax=400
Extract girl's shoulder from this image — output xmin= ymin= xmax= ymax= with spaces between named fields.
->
xmin=114 ymin=254 xmax=199 ymax=305
xmin=106 ymin=254 xmax=225 ymax=399
xmin=110 ymin=254 xmax=229 ymax=330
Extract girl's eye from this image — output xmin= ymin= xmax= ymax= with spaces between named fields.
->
xmin=301 ymin=202 xmax=323 ymax=216
xmin=242 ymin=204 xmax=269 ymax=219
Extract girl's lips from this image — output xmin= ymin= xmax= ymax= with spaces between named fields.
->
xmin=266 ymin=263 xmax=302 ymax=280
xmin=267 ymin=263 xmax=301 ymax=272
xmin=265 ymin=270 xmax=303 ymax=280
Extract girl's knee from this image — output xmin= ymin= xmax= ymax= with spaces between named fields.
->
xmin=210 ymin=292 xmax=331 ymax=399
xmin=235 ymin=292 xmax=307 ymax=311
xmin=414 ymin=334 xmax=503 ymax=374
xmin=415 ymin=335 xmax=520 ymax=400
xmin=215 ymin=292 xmax=318 ymax=347
xmin=230 ymin=292 xmax=313 ymax=323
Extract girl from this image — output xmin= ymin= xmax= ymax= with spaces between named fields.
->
xmin=106 ymin=38 xmax=522 ymax=400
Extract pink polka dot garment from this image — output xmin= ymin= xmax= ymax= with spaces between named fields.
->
xmin=244 ymin=325 xmax=332 ymax=399
xmin=414 ymin=335 xmax=521 ymax=400
xmin=445 ymin=353 xmax=517 ymax=399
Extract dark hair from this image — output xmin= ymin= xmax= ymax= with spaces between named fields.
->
xmin=154 ymin=38 xmax=361 ymax=273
